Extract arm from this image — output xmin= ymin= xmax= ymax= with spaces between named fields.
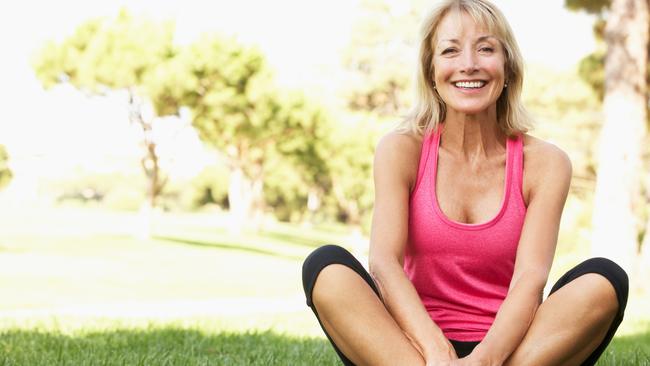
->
xmin=369 ymin=132 xmax=457 ymax=363
xmin=468 ymin=143 xmax=573 ymax=365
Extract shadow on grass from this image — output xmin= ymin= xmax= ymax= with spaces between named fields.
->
xmin=0 ymin=328 xmax=339 ymax=366
xmin=154 ymin=236 xmax=304 ymax=261
xmin=261 ymin=230 xmax=327 ymax=249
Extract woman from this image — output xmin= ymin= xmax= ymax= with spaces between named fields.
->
xmin=302 ymin=0 xmax=628 ymax=365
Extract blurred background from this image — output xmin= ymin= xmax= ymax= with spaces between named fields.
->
xmin=0 ymin=0 xmax=648 ymax=364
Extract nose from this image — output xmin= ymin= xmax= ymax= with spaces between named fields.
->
xmin=460 ymin=50 xmax=478 ymax=74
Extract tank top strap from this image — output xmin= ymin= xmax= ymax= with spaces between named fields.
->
xmin=508 ymin=133 xmax=525 ymax=204
xmin=412 ymin=129 xmax=436 ymax=195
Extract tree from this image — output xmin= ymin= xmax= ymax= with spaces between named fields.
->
xmin=0 ymin=144 xmax=12 ymax=190
xmin=148 ymin=35 xmax=332 ymax=232
xmin=341 ymin=0 xmax=431 ymax=116
xmin=33 ymin=10 xmax=177 ymax=233
xmin=566 ymin=0 xmax=649 ymax=276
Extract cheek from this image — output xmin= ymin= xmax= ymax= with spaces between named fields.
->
xmin=488 ymin=59 xmax=507 ymax=78
xmin=432 ymin=62 xmax=451 ymax=82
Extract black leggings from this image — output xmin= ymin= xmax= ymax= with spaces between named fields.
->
xmin=302 ymin=244 xmax=628 ymax=366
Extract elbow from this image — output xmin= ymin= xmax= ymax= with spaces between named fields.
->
xmin=511 ymin=268 xmax=549 ymax=299
xmin=368 ymin=257 xmax=389 ymax=280
xmin=368 ymin=254 xmax=401 ymax=277
xmin=368 ymin=255 xmax=402 ymax=286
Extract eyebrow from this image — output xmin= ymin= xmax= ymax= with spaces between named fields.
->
xmin=439 ymin=35 xmax=496 ymax=44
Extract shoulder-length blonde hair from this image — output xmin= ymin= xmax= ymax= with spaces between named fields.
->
xmin=397 ymin=0 xmax=534 ymax=137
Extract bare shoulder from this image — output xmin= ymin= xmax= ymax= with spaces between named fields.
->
xmin=374 ymin=130 xmax=423 ymax=191
xmin=522 ymin=134 xmax=572 ymax=201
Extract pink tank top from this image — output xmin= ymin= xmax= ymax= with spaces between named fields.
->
xmin=404 ymin=125 xmax=527 ymax=342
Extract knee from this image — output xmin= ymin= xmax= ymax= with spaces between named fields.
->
xmin=579 ymin=273 xmax=620 ymax=319
xmin=302 ymin=244 xmax=355 ymax=307
xmin=581 ymin=257 xmax=629 ymax=313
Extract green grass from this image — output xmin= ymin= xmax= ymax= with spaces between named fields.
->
xmin=597 ymin=331 xmax=650 ymax=365
xmin=0 ymin=320 xmax=647 ymax=365
xmin=0 ymin=206 xmax=649 ymax=365
xmin=0 ymin=326 xmax=340 ymax=365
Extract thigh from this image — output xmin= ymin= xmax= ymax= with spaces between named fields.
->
xmin=302 ymin=245 xmax=425 ymax=366
xmin=505 ymin=257 xmax=628 ymax=366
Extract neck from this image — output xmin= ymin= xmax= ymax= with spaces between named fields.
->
xmin=440 ymin=108 xmax=506 ymax=162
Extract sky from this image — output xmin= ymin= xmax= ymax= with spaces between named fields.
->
xmin=0 ymin=0 xmax=598 ymax=200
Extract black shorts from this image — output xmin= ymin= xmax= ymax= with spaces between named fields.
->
xmin=302 ymin=244 xmax=628 ymax=366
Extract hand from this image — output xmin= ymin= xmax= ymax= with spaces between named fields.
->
xmin=448 ymin=358 xmax=482 ymax=366
xmin=423 ymin=341 xmax=458 ymax=366
xmin=448 ymin=353 xmax=496 ymax=366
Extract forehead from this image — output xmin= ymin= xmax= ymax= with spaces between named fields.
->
xmin=435 ymin=10 xmax=495 ymax=44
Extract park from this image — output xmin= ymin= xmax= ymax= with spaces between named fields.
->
xmin=0 ymin=0 xmax=649 ymax=364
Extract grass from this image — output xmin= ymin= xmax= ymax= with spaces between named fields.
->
xmin=0 ymin=319 xmax=647 ymax=365
xmin=0 ymin=326 xmax=340 ymax=365
xmin=0 ymin=205 xmax=649 ymax=365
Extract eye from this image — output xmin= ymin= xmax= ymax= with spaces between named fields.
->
xmin=441 ymin=48 xmax=457 ymax=55
xmin=479 ymin=47 xmax=494 ymax=53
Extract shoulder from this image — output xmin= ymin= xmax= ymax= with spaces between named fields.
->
xmin=375 ymin=130 xmax=422 ymax=158
xmin=374 ymin=130 xmax=423 ymax=191
xmin=521 ymin=134 xmax=572 ymax=200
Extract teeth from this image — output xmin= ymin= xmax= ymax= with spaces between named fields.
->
xmin=454 ymin=81 xmax=486 ymax=88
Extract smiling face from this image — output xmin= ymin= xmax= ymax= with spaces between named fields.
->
xmin=432 ymin=10 xmax=506 ymax=117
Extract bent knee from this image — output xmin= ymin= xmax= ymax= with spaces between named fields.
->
xmin=580 ymin=273 xmax=620 ymax=316
xmin=580 ymin=257 xmax=629 ymax=313
xmin=302 ymin=244 xmax=356 ymax=307
xmin=311 ymin=264 xmax=361 ymax=306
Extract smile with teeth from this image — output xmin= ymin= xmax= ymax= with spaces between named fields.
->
xmin=454 ymin=81 xmax=487 ymax=89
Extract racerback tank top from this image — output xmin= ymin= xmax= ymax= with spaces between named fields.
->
xmin=404 ymin=124 xmax=527 ymax=342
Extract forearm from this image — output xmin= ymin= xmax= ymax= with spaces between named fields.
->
xmin=471 ymin=277 xmax=544 ymax=364
xmin=370 ymin=259 xmax=455 ymax=360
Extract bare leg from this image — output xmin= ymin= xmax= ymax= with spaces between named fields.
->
xmin=312 ymin=264 xmax=425 ymax=366
xmin=505 ymin=273 xmax=619 ymax=366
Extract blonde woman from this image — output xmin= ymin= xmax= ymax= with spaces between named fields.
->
xmin=302 ymin=0 xmax=627 ymax=365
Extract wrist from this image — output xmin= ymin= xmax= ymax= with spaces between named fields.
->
xmin=469 ymin=344 xmax=503 ymax=365
xmin=423 ymin=336 xmax=456 ymax=361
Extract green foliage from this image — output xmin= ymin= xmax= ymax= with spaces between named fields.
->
xmin=565 ymin=0 xmax=611 ymax=14
xmin=264 ymin=155 xmax=311 ymax=223
xmin=0 ymin=144 xmax=12 ymax=190
xmin=32 ymin=10 xmax=181 ymax=212
xmin=323 ymin=117 xmax=382 ymax=231
xmin=162 ymin=164 xmax=231 ymax=212
xmin=148 ymin=34 xmax=341 ymax=224
xmin=50 ymin=171 xmax=145 ymax=211
xmin=341 ymin=0 xmax=426 ymax=116
xmin=33 ymin=10 xmax=176 ymax=94
xmin=565 ymin=1 xmax=650 ymax=101
xmin=578 ymin=50 xmax=606 ymax=100
xmin=524 ymin=65 xmax=602 ymax=191
xmin=152 ymin=34 xmax=333 ymax=180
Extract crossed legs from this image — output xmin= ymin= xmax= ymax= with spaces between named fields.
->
xmin=302 ymin=245 xmax=628 ymax=366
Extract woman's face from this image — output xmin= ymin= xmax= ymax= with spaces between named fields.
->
xmin=432 ymin=11 xmax=506 ymax=116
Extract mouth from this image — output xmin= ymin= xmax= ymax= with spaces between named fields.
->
xmin=452 ymin=80 xmax=487 ymax=90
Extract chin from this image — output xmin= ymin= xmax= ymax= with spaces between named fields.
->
xmin=448 ymin=105 xmax=493 ymax=115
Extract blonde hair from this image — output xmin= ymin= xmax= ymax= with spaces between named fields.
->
xmin=397 ymin=0 xmax=534 ymax=137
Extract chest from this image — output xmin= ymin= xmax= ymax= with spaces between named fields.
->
xmin=434 ymin=149 xmax=531 ymax=225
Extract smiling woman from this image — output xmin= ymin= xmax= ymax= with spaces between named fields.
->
xmin=401 ymin=0 xmax=533 ymax=137
xmin=301 ymin=0 xmax=629 ymax=365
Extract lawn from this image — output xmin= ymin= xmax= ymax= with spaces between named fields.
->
xmin=0 ymin=206 xmax=648 ymax=365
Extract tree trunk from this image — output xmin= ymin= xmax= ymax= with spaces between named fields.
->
xmin=591 ymin=0 xmax=648 ymax=275
xmin=227 ymin=162 xmax=265 ymax=234
xmin=128 ymin=89 xmax=166 ymax=239
xmin=641 ymin=168 xmax=650 ymax=286
xmin=304 ymin=186 xmax=322 ymax=225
